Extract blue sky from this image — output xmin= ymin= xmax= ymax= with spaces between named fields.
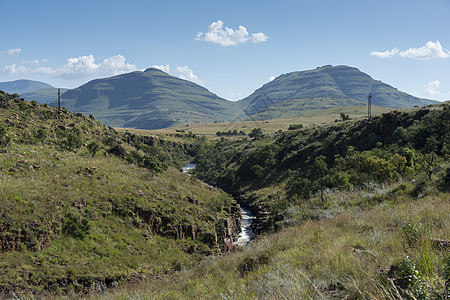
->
xmin=1 ymin=0 xmax=449 ymax=101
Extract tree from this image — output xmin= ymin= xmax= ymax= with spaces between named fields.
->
xmin=304 ymin=155 xmax=330 ymax=202
xmin=87 ymin=141 xmax=101 ymax=157
xmin=340 ymin=112 xmax=350 ymax=121
xmin=249 ymin=128 xmax=263 ymax=138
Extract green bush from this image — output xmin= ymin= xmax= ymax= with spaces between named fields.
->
xmin=396 ymin=256 xmax=428 ymax=299
xmin=62 ymin=213 xmax=90 ymax=240
xmin=0 ymin=125 xmax=11 ymax=146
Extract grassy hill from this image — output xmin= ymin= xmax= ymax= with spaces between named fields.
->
xmin=0 ymin=91 xmax=239 ymax=296
xmin=0 ymin=79 xmax=54 ymax=95
xmin=61 ymin=68 xmax=241 ymax=129
xmin=84 ymin=102 xmax=450 ymax=299
xmin=239 ymin=65 xmax=437 ymax=119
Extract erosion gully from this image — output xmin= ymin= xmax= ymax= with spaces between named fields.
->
xmin=182 ymin=162 xmax=255 ymax=247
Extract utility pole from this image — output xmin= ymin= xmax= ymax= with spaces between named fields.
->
xmin=368 ymin=93 xmax=372 ymax=120
xmin=58 ymin=88 xmax=61 ymax=111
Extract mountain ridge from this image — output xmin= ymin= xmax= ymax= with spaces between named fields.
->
xmin=0 ymin=79 xmax=54 ymax=94
xmin=1 ymin=65 xmax=438 ymax=129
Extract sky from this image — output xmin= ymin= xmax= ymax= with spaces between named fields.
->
xmin=1 ymin=0 xmax=449 ymax=101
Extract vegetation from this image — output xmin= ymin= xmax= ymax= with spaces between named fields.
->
xmin=0 ymin=91 xmax=237 ymax=297
xmin=0 ymin=87 xmax=448 ymax=298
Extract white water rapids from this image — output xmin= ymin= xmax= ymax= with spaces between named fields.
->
xmin=182 ymin=162 xmax=255 ymax=246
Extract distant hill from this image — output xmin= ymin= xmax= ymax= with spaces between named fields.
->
xmin=0 ymin=79 xmax=54 ymax=95
xmin=239 ymin=65 xmax=437 ymax=120
xmin=6 ymin=65 xmax=437 ymax=129
xmin=22 ymin=88 xmax=69 ymax=104
xmin=61 ymin=68 xmax=241 ymax=129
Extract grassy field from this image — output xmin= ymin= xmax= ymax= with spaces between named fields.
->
xmin=85 ymin=189 xmax=450 ymax=299
xmin=116 ymin=105 xmax=393 ymax=138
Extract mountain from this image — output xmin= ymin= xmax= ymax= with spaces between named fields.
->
xmin=239 ymin=65 xmax=437 ymax=120
xmin=61 ymin=68 xmax=241 ymax=129
xmin=21 ymin=88 xmax=69 ymax=104
xmin=0 ymin=79 xmax=54 ymax=94
xmin=19 ymin=65 xmax=437 ymax=130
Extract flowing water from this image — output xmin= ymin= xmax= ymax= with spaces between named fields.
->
xmin=233 ymin=207 xmax=255 ymax=247
xmin=182 ymin=162 xmax=255 ymax=246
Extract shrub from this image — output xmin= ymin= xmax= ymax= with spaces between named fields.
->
xmin=0 ymin=125 xmax=11 ymax=146
xmin=396 ymin=256 xmax=428 ymax=299
xmin=87 ymin=141 xmax=101 ymax=157
xmin=62 ymin=213 xmax=90 ymax=239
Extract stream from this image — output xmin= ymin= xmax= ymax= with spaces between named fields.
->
xmin=182 ymin=162 xmax=255 ymax=246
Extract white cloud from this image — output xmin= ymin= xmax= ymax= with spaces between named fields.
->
xmin=370 ymin=48 xmax=399 ymax=58
xmin=151 ymin=64 xmax=170 ymax=73
xmin=0 ymin=64 xmax=28 ymax=74
xmin=34 ymin=54 xmax=138 ymax=79
xmin=424 ymin=80 xmax=441 ymax=95
xmin=2 ymin=54 xmax=137 ymax=80
xmin=22 ymin=59 xmax=48 ymax=66
xmin=5 ymin=48 xmax=22 ymax=56
xmin=266 ymin=76 xmax=276 ymax=83
xmin=174 ymin=66 xmax=202 ymax=85
xmin=196 ymin=20 xmax=268 ymax=46
xmin=370 ymin=41 xmax=449 ymax=60
xmin=399 ymin=41 xmax=449 ymax=60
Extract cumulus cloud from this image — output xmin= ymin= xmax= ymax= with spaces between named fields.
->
xmin=4 ymin=48 xmax=22 ymax=56
xmin=196 ymin=20 xmax=268 ymax=46
xmin=174 ymin=66 xmax=202 ymax=84
xmin=151 ymin=64 xmax=170 ymax=73
xmin=370 ymin=48 xmax=399 ymax=58
xmin=0 ymin=64 xmax=28 ymax=74
xmin=1 ymin=54 xmax=137 ymax=80
xmin=399 ymin=41 xmax=449 ymax=59
xmin=54 ymin=54 xmax=137 ymax=79
xmin=370 ymin=41 xmax=449 ymax=60
xmin=425 ymin=80 xmax=441 ymax=96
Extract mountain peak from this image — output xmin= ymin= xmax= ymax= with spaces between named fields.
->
xmin=143 ymin=67 xmax=167 ymax=74
xmin=240 ymin=65 xmax=436 ymax=117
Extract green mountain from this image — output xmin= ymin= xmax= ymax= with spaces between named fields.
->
xmin=239 ymin=65 xmax=437 ymax=119
xmin=0 ymin=79 xmax=54 ymax=94
xmin=22 ymin=88 xmax=69 ymax=104
xmin=52 ymin=65 xmax=439 ymax=129
xmin=61 ymin=68 xmax=241 ymax=129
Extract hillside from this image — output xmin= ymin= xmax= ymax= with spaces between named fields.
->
xmin=22 ymin=88 xmax=69 ymax=104
xmin=86 ymin=102 xmax=450 ymax=299
xmin=239 ymin=65 xmax=437 ymax=119
xmin=0 ymin=91 xmax=240 ymax=296
xmin=61 ymin=68 xmax=241 ymax=129
xmin=0 ymin=79 xmax=54 ymax=95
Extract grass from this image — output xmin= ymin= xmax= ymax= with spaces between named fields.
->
xmin=139 ymin=105 xmax=394 ymax=137
xmin=0 ymin=93 xmax=237 ymax=296
xmin=81 ymin=191 xmax=449 ymax=299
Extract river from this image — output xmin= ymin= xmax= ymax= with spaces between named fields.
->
xmin=182 ymin=162 xmax=255 ymax=246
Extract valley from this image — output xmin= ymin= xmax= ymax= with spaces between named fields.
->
xmin=0 ymin=81 xmax=449 ymax=298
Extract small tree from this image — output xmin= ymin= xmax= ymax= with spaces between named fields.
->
xmin=87 ymin=141 xmax=100 ymax=157
xmin=340 ymin=112 xmax=350 ymax=121
xmin=249 ymin=128 xmax=263 ymax=138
